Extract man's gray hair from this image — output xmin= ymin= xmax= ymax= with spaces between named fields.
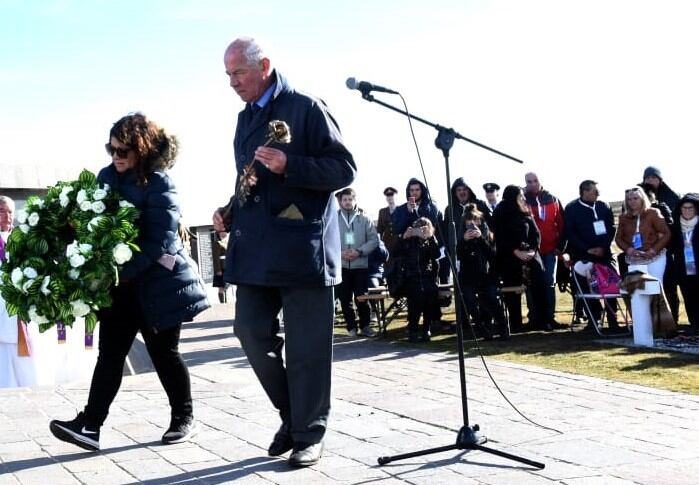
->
xmin=233 ymin=37 xmax=266 ymax=67
xmin=0 ymin=195 xmax=15 ymax=211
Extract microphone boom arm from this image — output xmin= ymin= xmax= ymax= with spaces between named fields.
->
xmin=358 ymin=92 xmax=524 ymax=164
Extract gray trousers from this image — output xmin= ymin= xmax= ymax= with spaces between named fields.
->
xmin=234 ymin=284 xmax=334 ymax=444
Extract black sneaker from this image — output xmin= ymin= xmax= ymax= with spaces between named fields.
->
xmin=162 ymin=416 xmax=199 ymax=444
xmin=49 ymin=412 xmax=100 ymax=451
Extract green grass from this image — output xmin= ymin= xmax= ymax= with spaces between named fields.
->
xmin=337 ymin=291 xmax=699 ymax=394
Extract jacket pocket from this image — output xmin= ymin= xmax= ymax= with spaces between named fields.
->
xmin=266 ymin=218 xmax=324 ymax=281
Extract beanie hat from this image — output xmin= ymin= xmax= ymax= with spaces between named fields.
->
xmin=643 ymin=166 xmax=662 ymax=180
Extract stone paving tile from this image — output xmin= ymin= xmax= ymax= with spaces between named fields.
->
xmin=2 ymin=306 xmax=699 ymax=484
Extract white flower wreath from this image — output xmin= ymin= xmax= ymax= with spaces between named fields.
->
xmin=0 ymin=170 xmax=140 ymax=341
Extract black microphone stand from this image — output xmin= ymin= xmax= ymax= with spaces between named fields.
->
xmin=355 ymin=89 xmax=544 ymax=470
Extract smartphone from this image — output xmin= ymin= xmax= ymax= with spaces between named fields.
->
xmin=408 ymin=196 xmax=416 ymax=205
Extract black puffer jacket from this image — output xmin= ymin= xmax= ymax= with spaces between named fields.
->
xmin=98 ymin=165 xmax=210 ymax=331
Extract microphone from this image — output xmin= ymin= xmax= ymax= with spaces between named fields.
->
xmin=345 ymin=77 xmax=399 ymax=95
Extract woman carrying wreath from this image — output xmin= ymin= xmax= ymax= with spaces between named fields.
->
xmin=50 ymin=113 xmax=210 ymax=451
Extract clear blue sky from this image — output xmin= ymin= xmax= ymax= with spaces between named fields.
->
xmin=2 ymin=0 xmax=697 ymax=224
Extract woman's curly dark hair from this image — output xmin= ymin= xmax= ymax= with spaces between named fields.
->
xmin=109 ymin=113 xmax=179 ymax=185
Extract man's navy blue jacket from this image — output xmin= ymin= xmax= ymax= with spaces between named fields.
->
xmin=223 ymin=71 xmax=356 ymax=287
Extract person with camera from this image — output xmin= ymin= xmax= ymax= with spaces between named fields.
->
xmin=394 ymin=217 xmax=441 ymax=342
xmin=457 ymin=204 xmax=509 ymax=340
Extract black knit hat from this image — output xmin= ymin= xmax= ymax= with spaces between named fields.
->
xmin=643 ymin=166 xmax=662 ymax=180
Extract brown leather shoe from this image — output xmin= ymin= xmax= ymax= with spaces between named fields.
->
xmin=268 ymin=423 xmax=293 ymax=456
xmin=288 ymin=441 xmax=323 ymax=467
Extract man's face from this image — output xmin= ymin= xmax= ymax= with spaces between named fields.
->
xmin=0 ymin=203 xmax=13 ymax=230
xmin=224 ymin=47 xmax=271 ymax=103
xmin=485 ymin=191 xmax=498 ymax=204
xmin=525 ymin=174 xmax=540 ymax=194
xmin=408 ymin=184 xmax=422 ymax=201
xmin=385 ymin=193 xmax=395 ymax=205
xmin=454 ymin=186 xmax=470 ymax=204
xmin=582 ymin=184 xmax=599 ymax=203
xmin=340 ymin=195 xmax=355 ymax=211
xmin=644 ymin=175 xmax=661 ymax=189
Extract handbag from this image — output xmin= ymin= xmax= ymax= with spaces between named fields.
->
xmin=590 ymin=263 xmax=621 ymax=295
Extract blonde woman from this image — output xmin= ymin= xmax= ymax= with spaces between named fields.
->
xmin=615 ymin=187 xmax=671 ymax=281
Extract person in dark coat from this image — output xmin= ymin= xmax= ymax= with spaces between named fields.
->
xmin=669 ymin=193 xmax=699 ymax=334
xmin=376 ymin=187 xmax=399 ymax=257
xmin=642 ymin=166 xmax=681 ymax=213
xmin=456 ymin=204 xmax=509 ymax=339
xmin=212 ymin=37 xmax=356 ymax=468
xmin=50 ymin=113 xmax=210 ymax=452
xmin=391 ymin=178 xmax=442 ymax=240
xmin=491 ymin=185 xmax=548 ymax=332
xmin=640 ymin=182 xmax=679 ymax=323
xmin=395 ymin=217 xmax=441 ymax=342
xmin=563 ymin=180 xmax=618 ymax=329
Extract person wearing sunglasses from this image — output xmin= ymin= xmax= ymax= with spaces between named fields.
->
xmin=669 ymin=193 xmax=699 ymax=334
xmin=50 ymin=113 xmax=210 ymax=452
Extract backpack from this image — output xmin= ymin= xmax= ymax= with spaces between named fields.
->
xmin=590 ymin=263 xmax=621 ymax=295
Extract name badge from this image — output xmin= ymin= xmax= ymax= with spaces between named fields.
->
xmin=632 ymin=232 xmax=643 ymax=250
xmin=593 ymin=220 xmax=606 ymax=236
xmin=685 ymin=246 xmax=696 ymax=275
xmin=344 ymin=232 xmax=355 ymax=246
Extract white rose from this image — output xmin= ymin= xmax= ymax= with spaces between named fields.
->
xmin=68 ymin=269 xmax=80 ymax=280
xmin=59 ymin=194 xmax=70 ymax=207
xmin=61 ymin=187 xmax=74 ymax=196
xmin=23 ymin=267 xmax=38 ymax=279
xmin=70 ymin=299 xmax=91 ymax=317
xmin=16 ymin=209 xmax=28 ymax=224
xmin=91 ymin=200 xmax=106 ymax=214
xmin=66 ymin=241 xmax=79 ymax=257
xmin=40 ymin=276 xmax=51 ymax=295
xmin=119 ymin=200 xmax=135 ymax=208
xmin=113 ymin=243 xmax=133 ymax=265
xmin=76 ymin=189 xmax=88 ymax=204
xmin=19 ymin=224 xmax=30 ymax=234
xmin=92 ymin=189 xmax=107 ymax=200
xmin=11 ymin=267 xmax=23 ymax=286
xmin=79 ymin=243 xmax=93 ymax=254
xmin=79 ymin=200 xmax=92 ymax=211
xmin=69 ymin=253 xmax=86 ymax=268
xmin=28 ymin=305 xmax=50 ymax=324
xmin=102 ymin=183 xmax=110 ymax=191
xmin=27 ymin=212 xmax=40 ymax=227
xmin=87 ymin=216 xmax=104 ymax=232
xmin=22 ymin=279 xmax=34 ymax=293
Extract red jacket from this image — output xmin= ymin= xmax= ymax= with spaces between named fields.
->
xmin=525 ymin=189 xmax=564 ymax=255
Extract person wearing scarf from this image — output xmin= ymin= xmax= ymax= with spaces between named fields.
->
xmin=670 ymin=193 xmax=699 ymax=334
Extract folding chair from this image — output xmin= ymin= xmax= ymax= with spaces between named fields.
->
xmin=357 ymin=287 xmax=407 ymax=337
xmin=570 ymin=265 xmax=631 ymax=337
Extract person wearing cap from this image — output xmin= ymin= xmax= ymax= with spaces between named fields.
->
xmin=377 ymin=187 xmax=399 ymax=256
xmin=669 ymin=193 xmax=699 ymax=334
xmin=483 ymin=183 xmax=500 ymax=214
xmin=642 ymin=166 xmax=681 ymax=212
xmin=563 ymin=180 xmax=619 ymax=330
xmin=524 ymin=173 xmax=566 ymax=330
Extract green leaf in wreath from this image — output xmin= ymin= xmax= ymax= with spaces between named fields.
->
xmin=78 ymin=170 xmax=97 ymax=185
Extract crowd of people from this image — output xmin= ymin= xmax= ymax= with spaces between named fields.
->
xmin=0 ymin=34 xmax=696 ymax=472
xmin=337 ymin=167 xmax=698 ymax=343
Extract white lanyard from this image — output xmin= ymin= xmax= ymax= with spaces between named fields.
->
xmin=341 ymin=211 xmax=358 ymax=229
xmin=578 ymin=199 xmax=598 ymax=220
xmin=685 ymin=230 xmax=694 ymax=245
xmin=635 ymin=215 xmax=641 ymax=233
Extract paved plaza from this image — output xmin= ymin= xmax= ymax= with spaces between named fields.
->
xmin=2 ymin=304 xmax=699 ymax=484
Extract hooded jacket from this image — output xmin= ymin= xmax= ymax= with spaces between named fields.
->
xmin=525 ymin=188 xmax=565 ymax=254
xmin=338 ymin=205 xmax=379 ymax=269
xmin=391 ymin=178 xmax=443 ymax=245
xmin=442 ymin=177 xmax=492 ymax=245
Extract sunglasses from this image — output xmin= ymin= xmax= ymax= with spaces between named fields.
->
xmin=105 ymin=143 xmax=132 ymax=159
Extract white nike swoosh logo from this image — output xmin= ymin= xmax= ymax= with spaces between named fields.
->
xmin=81 ymin=427 xmax=98 ymax=435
